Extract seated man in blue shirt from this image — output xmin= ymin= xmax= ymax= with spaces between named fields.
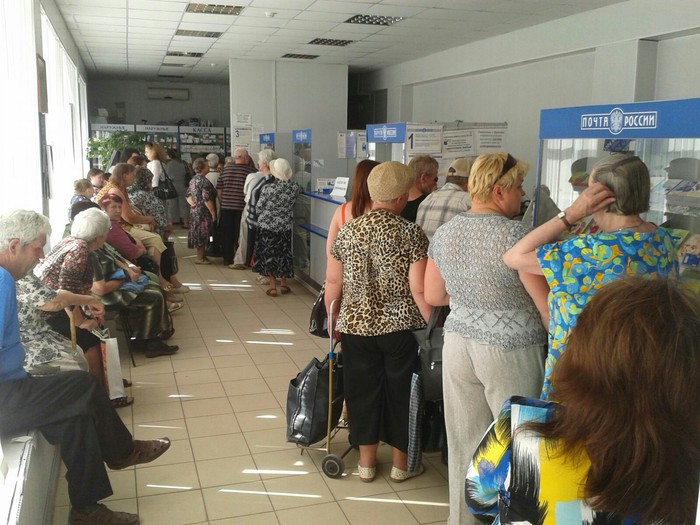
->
xmin=0 ymin=210 xmax=171 ymax=525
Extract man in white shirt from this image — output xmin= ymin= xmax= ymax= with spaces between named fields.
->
xmin=416 ymin=157 xmax=474 ymax=241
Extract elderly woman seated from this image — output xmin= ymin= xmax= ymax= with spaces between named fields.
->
xmin=35 ymin=208 xmax=179 ymax=359
xmin=16 ymin=273 xmax=134 ymax=408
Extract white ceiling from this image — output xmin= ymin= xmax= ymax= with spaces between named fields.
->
xmin=55 ymin=0 xmax=625 ymax=83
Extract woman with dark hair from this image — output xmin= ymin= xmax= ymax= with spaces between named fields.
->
xmin=118 ymin=147 xmax=140 ymax=164
xmin=325 ymin=159 xmax=380 ymax=259
xmin=466 ymin=277 xmax=699 ymax=524
xmin=504 ymin=154 xmax=677 ymax=399
xmin=186 ymin=157 xmax=217 ymax=264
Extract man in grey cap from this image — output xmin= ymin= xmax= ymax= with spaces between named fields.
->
xmin=416 ymin=157 xmax=474 ymax=241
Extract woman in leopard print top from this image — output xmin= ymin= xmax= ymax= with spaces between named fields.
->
xmin=326 ymin=161 xmax=431 ymax=483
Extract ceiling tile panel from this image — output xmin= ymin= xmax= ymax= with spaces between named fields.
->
xmin=308 ymin=1 xmax=374 ymax=14
xmin=249 ymin=0 xmax=314 ymax=8
xmin=128 ymin=0 xmax=187 ymax=12
xmin=129 ymin=9 xmax=183 ymax=21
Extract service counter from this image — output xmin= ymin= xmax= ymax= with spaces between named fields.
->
xmin=293 ymin=192 xmax=345 ymax=290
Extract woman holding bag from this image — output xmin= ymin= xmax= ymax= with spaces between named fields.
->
xmin=424 ymin=152 xmax=548 ymax=525
xmin=325 ymin=161 xmax=431 ymax=483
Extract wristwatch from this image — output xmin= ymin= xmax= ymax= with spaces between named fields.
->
xmin=557 ymin=210 xmax=574 ymax=230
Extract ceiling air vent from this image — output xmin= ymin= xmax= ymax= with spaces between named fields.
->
xmin=308 ymin=38 xmax=354 ymax=47
xmin=186 ymin=3 xmax=244 ymax=15
xmin=176 ymin=29 xmax=223 ymax=38
xmin=166 ymin=51 xmax=204 ymax=58
xmin=281 ymin=54 xmax=319 ymax=60
xmin=148 ymin=87 xmax=190 ymax=100
xmin=345 ymin=14 xmax=403 ymax=26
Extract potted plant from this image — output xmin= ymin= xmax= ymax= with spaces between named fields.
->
xmin=87 ymin=131 xmax=144 ymax=170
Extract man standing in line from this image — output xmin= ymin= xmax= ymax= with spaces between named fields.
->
xmin=400 ymin=155 xmax=439 ymax=222
xmin=217 ymin=148 xmax=256 ymax=267
xmin=231 ymin=149 xmax=276 ymax=270
xmin=416 ymin=157 xmax=474 ymax=241
xmin=0 ymin=210 xmax=170 ymax=525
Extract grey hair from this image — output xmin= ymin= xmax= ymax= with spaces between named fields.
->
xmin=590 ymin=154 xmax=650 ymax=215
xmin=257 ymin=149 xmax=277 ymax=166
xmin=70 ymin=208 xmax=110 ymax=241
xmin=0 ymin=210 xmax=51 ymax=251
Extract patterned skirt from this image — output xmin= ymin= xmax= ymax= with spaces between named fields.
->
xmin=252 ymin=228 xmax=294 ymax=278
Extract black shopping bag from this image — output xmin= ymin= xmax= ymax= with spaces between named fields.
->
xmin=286 ymin=349 xmax=343 ymax=446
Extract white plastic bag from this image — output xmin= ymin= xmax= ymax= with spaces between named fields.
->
xmin=101 ymin=337 xmax=126 ymax=400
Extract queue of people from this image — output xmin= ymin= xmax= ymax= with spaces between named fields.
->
xmin=325 ymin=153 xmax=698 ymax=525
xmin=0 ymin=146 xmax=697 ymax=525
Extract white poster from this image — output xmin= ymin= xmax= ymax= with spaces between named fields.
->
xmin=477 ymin=128 xmax=507 ymax=153
xmin=232 ymin=127 xmax=253 ymax=149
xmin=405 ymin=123 xmax=443 ymax=154
xmin=442 ymin=129 xmax=476 ymax=155
xmin=356 ymin=131 xmax=367 ymax=158
xmin=233 ymin=113 xmax=252 ymax=128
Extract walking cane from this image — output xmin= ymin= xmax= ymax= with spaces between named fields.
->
xmin=67 ymin=306 xmax=78 ymax=350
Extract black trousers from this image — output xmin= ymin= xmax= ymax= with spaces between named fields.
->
xmin=0 ymin=371 xmax=133 ymax=508
xmin=340 ymin=330 xmax=419 ymax=452
xmin=220 ymin=208 xmax=243 ymax=265
xmin=46 ymin=311 xmax=100 ymax=352
xmin=245 ymin=226 xmax=257 ymax=267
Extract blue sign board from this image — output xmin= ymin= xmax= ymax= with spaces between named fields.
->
xmin=540 ymin=98 xmax=700 ymax=139
xmin=366 ymin=122 xmax=407 ymax=143
xmin=292 ymin=129 xmax=311 ymax=143
xmin=260 ymin=133 xmax=275 ymax=145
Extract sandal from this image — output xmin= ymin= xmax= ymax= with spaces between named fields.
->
xmin=106 ymin=437 xmax=171 ymax=470
xmin=280 ymin=285 xmax=291 ymax=295
xmin=266 ymin=288 xmax=278 ymax=297
xmin=111 ymin=396 xmax=134 ymax=409
xmin=195 ymin=258 xmax=211 ymax=265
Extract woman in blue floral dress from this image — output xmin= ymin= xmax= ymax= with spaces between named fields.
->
xmin=504 ymin=154 xmax=677 ymax=399
xmin=252 ymin=158 xmax=301 ymax=296
xmin=186 ymin=157 xmax=217 ymax=264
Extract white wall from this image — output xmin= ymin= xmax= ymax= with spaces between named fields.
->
xmin=412 ymin=52 xmax=595 ymax=179
xmin=87 ymin=79 xmax=231 ymax=126
xmin=229 ymin=59 xmax=348 ymax=180
xmin=655 ymin=32 xmax=700 ymax=100
xmin=363 ymin=0 xmax=700 ymax=190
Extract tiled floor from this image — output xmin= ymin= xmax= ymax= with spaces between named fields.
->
xmin=52 ymin=231 xmax=449 ymax=524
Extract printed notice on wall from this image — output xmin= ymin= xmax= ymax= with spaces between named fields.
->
xmin=442 ymin=129 xmax=476 ymax=155
xmin=356 ymin=131 xmax=367 ymax=157
xmin=406 ymin=123 xmax=443 ymax=154
xmin=233 ymin=113 xmax=252 ymax=128
xmin=477 ymin=128 xmax=507 ymax=153
xmin=337 ymin=132 xmax=356 ymax=158
xmin=232 ymin=127 xmax=253 ymax=149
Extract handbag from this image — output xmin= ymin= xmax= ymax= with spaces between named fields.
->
xmin=286 ymin=347 xmax=343 ymax=445
xmin=308 ymin=284 xmax=329 ymax=338
xmin=100 ymin=333 xmax=126 ymax=401
xmin=153 ymin=161 xmax=179 ymax=200
xmin=413 ymin=306 xmax=448 ymax=402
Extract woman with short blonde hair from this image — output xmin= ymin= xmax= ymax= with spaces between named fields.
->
xmin=424 ymin=151 xmax=548 ymax=525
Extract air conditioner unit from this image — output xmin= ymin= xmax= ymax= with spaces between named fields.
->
xmin=147 ymin=87 xmax=189 ymax=101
